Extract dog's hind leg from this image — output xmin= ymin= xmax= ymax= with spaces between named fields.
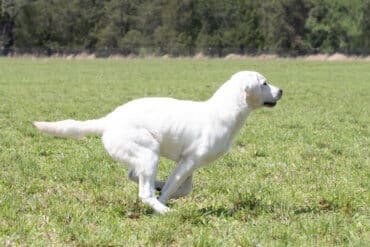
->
xmin=137 ymin=161 xmax=170 ymax=214
xmin=128 ymin=169 xmax=165 ymax=192
xmin=103 ymin=129 xmax=170 ymax=214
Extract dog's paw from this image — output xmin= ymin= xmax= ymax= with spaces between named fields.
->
xmin=142 ymin=197 xmax=172 ymax=215
xmin=156 ymin=204 xmax=172 ymax=214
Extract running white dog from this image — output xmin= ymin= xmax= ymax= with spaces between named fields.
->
xmin=34 ymin=71 xmax=283 ymax=214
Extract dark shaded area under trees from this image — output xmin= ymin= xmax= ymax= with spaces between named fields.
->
xmin=1 ymin=0 xmax=369 ymax=57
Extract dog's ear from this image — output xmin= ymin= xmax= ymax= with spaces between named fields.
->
xmin=244 ymin=75 xmax=262 ymax=101
xmin=244 ymin=77 xmax=256 ymax=94
xmin=244 ymin=83 xmax=251 ymax=97
xmin=245 ymin=74 xmax=259 ymax=92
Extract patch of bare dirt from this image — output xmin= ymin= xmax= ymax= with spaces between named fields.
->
xmin=305 ymin=54 xmax=329 ymax=61
xmin=327 ymin=53 xmax=349 ymax=61
xmin=4 ymin=52 xmax=370 ymax=61
xmin=74 ymin=52 xmax=96 ymax=59
xmin=225 ymin=53 xmax=244 ymax=59
xmin=193 ymin=52 xmax=207 ymax=59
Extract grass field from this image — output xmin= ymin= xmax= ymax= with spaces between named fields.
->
xmin=0 ymin=58 xmax=369 ymax=246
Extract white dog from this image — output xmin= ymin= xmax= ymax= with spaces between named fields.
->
xmin=34 ymin=71 xmax=282 ymax=214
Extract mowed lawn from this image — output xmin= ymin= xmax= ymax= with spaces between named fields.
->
xmin=0 ymin=58 xmax=368 ymax=246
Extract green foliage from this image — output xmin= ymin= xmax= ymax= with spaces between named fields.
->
xmin=361 ymin=0 xmax=370 ymax=49
xmin=96 ymin=0 xmax=140 ymax=50
xmin=13 ymin=0 xmax=105 ymax=54
xmin=305 ymin=0 xmax=364 ymax=53
xmin=0 ymin=58 xmax=369 ymax=245
xmin=0 ymin=0 xmax=369 ymax=55
xmin=0 ymin=0 xmax=28 ymax=54
xmin=261 ymin=0 xmax=311 ymax=55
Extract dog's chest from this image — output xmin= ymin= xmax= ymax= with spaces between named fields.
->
xmin=199 ymin=112 xmax=248 ymax=164
xmin=197 ymin=127 xmax=235 ymax=164
xmin=158 ymin=109 xmax=248 ymax=164
xmin=158 ymin=124 xmax=232 ymax=163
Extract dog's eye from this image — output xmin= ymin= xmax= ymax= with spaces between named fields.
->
xmin=262 ymin=82 xmax=268 ymax=86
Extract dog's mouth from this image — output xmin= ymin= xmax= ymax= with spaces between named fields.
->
xmin=263 ymin=90 xmax=282 ymax=107
xmin=263 ymin=101 xmax=277 ymax=107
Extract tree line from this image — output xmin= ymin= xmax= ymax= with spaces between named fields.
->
xmin=1 ymin=0 xmax=369 ymax=56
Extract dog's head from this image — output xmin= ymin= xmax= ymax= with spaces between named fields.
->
xmin=230 ymin=71 xmax=283 ymax=109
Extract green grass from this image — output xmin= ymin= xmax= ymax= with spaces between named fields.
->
xmin=0 ymin=57 xmax=369 ymax=246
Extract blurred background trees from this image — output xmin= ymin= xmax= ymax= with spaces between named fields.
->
xmin=0 ymin=0 xmax=369 ymax=56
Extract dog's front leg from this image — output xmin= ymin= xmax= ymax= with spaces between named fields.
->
xmin=168 ymin=175 xmax=193 ymax=199
xmin=158 ymin=158 xmax=197 ymax=205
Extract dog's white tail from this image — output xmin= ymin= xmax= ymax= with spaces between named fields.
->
xmin=33 ymin=118 xmax=106 ymax=139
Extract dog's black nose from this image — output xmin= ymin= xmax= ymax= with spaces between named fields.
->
xmin=279 ymin=89 xmax=283 ymax=97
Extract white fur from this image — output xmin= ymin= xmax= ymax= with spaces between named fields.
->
xmin=33 ymin=71 xmax=282 ymax=214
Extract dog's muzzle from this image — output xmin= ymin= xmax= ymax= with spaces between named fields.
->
xmin=263 ymin=89 xmax=283 ymax=107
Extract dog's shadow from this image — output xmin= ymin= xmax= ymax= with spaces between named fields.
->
xmin=198 ymin=206 xmax=237 ymax=217
xmin=177 ymin=206 xmax=250 ymax=226
xmin=195 ymin=199 xmax=339 ymax=220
